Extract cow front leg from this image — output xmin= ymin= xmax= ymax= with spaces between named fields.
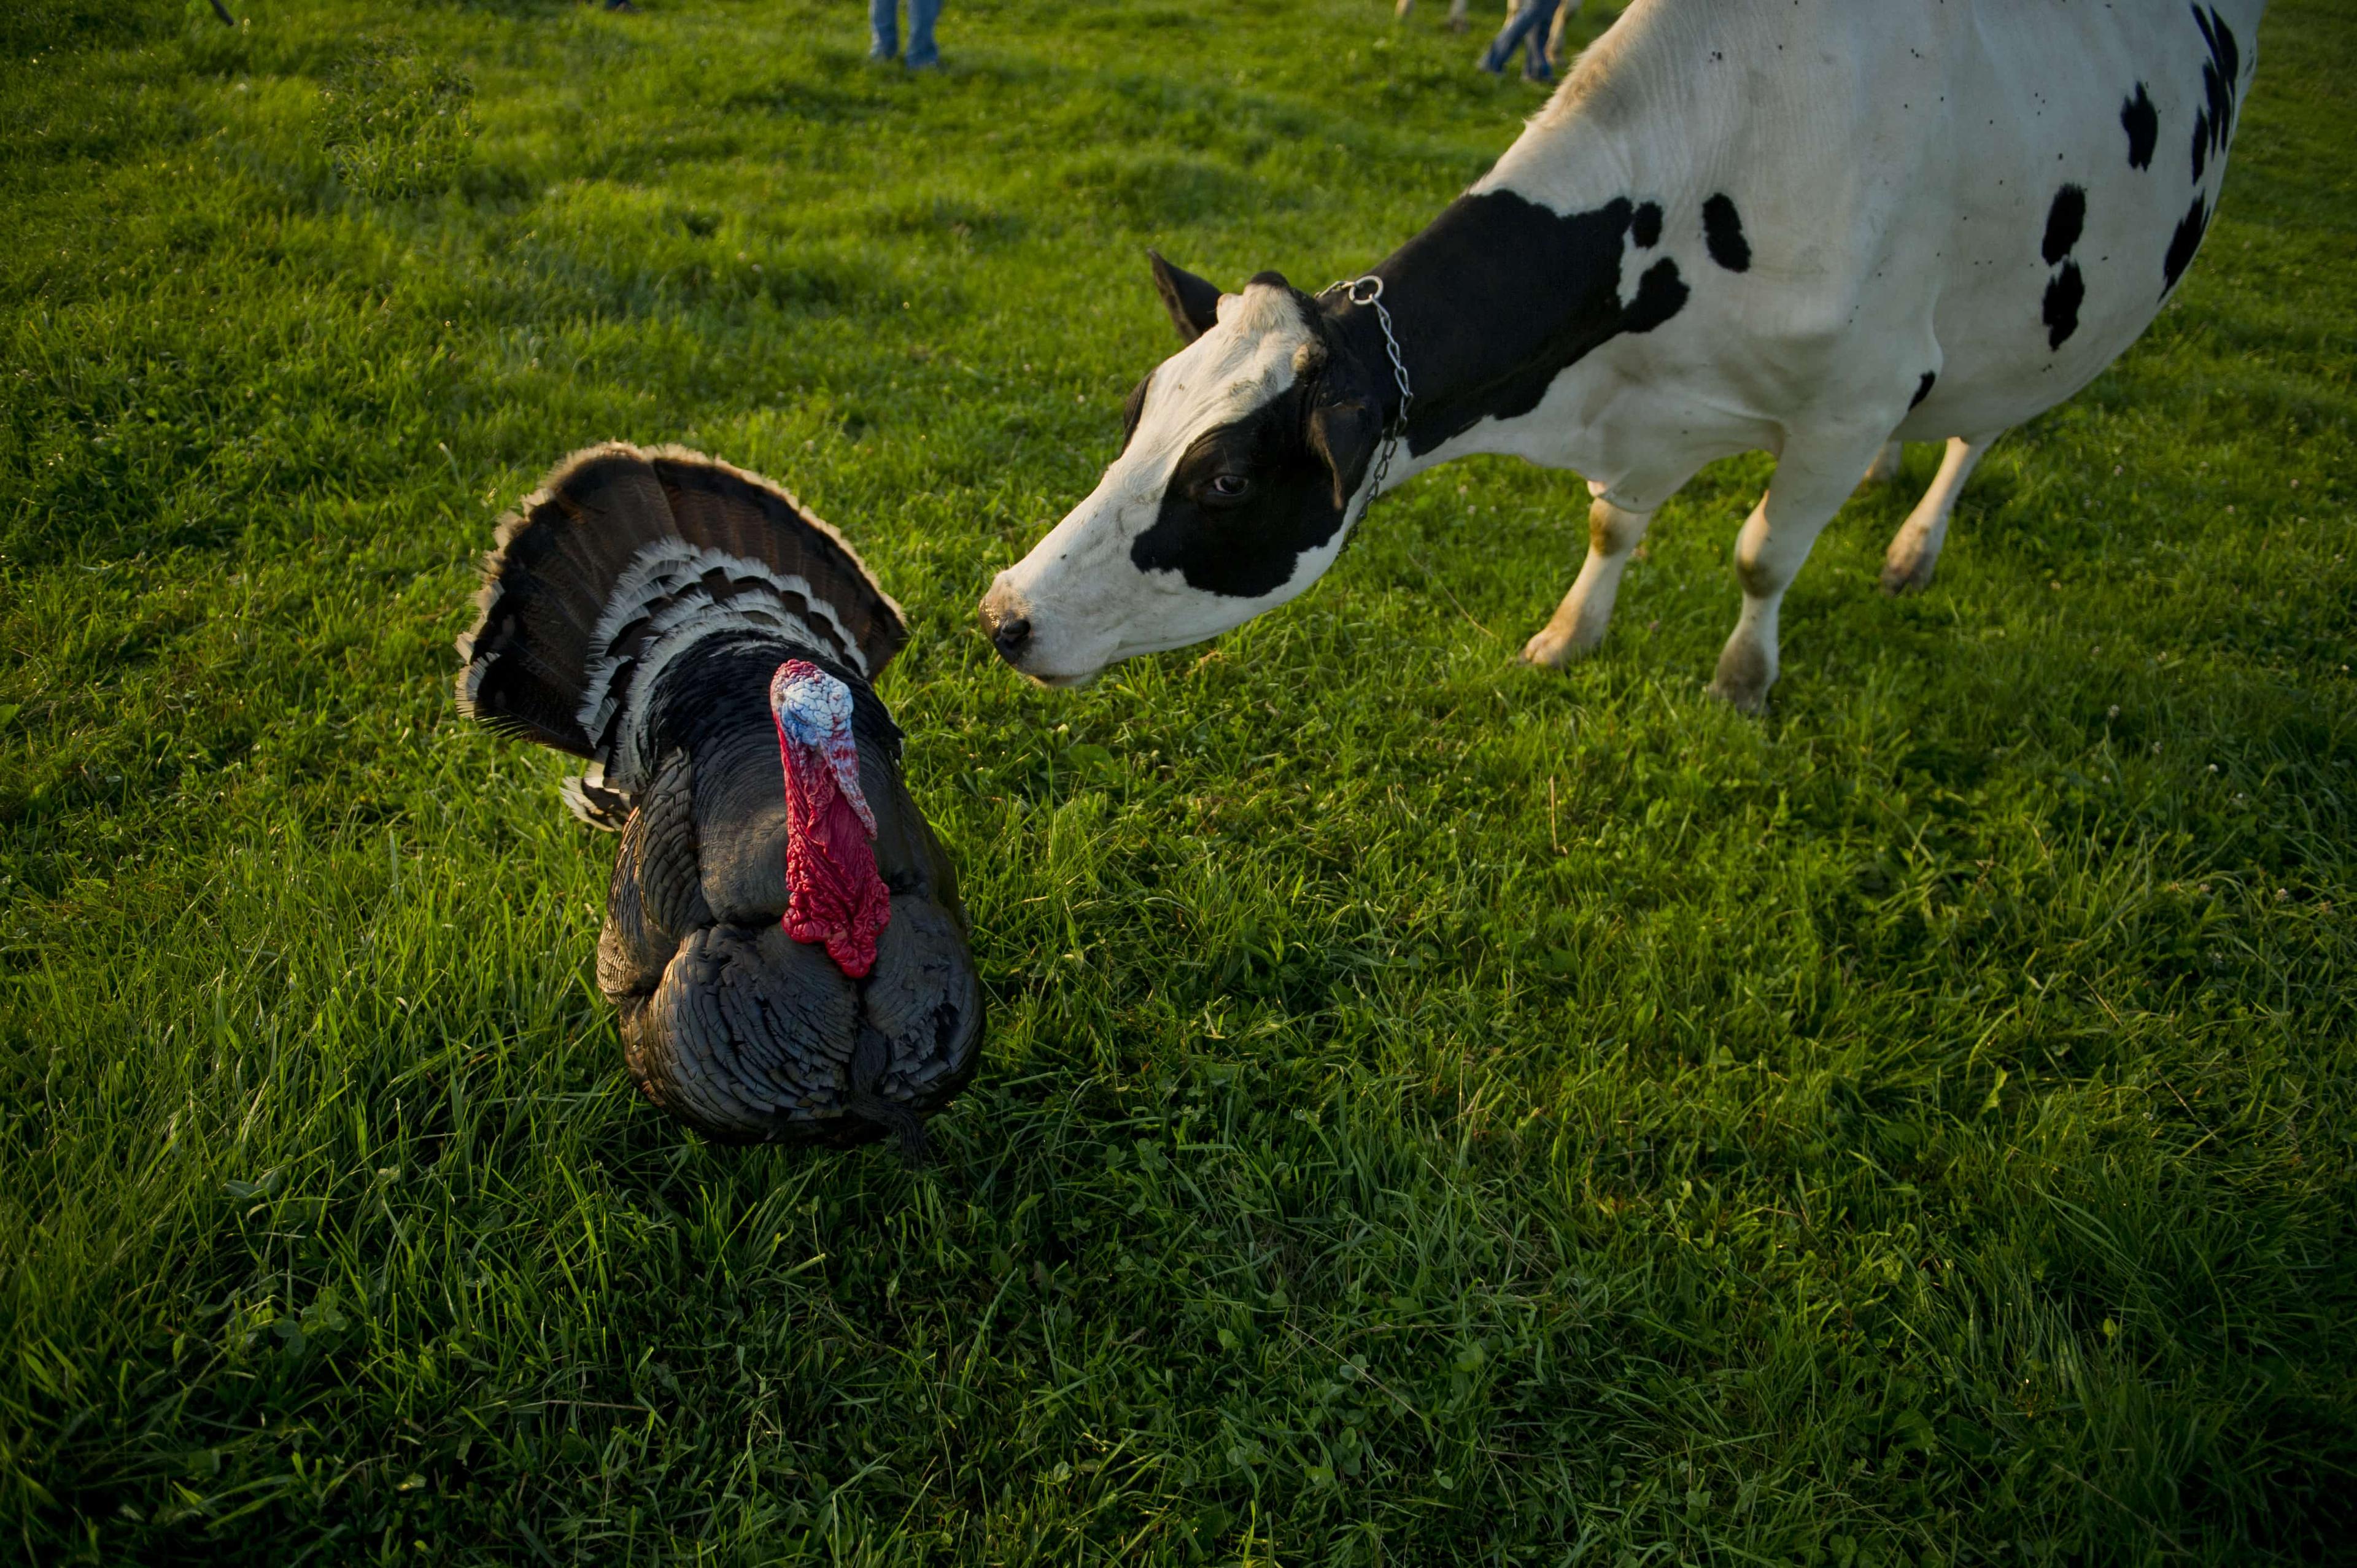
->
xmin=1520 ymin=493 xmax=1654 ymax=668
xmin=1860 ymin=439 xmax=1904 ymax=486
xmin=1708 ymin=442 xmax=1884 ymax=712
xmin=1881 ymin=432 xmax=1999 ymax=595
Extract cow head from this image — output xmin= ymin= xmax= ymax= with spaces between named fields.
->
xmin=978 ymin=255 xmax=1388 ymax=685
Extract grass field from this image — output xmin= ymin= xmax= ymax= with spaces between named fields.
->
xmin=4 ymin=0 xmax=2354 ymax=1561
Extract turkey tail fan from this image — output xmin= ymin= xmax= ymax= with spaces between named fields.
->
xmin=455 ymin=442 xmax=908 ymax=822
xmin=640 ymin=446 xmax=907 ymax=678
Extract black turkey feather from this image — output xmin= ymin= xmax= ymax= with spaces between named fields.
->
xmin=456 ymin=443 xmax=978 ymax=1155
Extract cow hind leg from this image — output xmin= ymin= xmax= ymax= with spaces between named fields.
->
xmin=1520 ymin=493 xmax=1653 ymax=669
xmin=1881 ymin=433 xmax=1999 ymax=596
xmin=1708 ymin=435 xmax=1891 ymax=713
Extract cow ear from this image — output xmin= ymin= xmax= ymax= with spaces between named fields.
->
xmin=1307 ymin=398 xmax=1383 ymax=510
xmin=1147 ymin=250 xmax=1224 ymax=344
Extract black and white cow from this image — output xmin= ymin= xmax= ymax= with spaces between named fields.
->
xmin=979 ymin=0 xmax=2262 ymax=710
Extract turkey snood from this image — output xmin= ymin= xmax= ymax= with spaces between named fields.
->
xmin=769 ymin=659 xmax=891 ymax=977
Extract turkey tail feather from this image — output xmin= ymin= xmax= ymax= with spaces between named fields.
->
xmin=455 ymin=442 xmax=907 ymax=818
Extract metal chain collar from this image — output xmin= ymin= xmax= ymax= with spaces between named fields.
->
xmin=1319 ymin=274 xmax=1414 ymax=502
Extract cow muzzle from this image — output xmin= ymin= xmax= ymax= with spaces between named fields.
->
xmin=976 ymin=578 xmax=1032 ymax=668
xmin=977 ymin=577 xmax=1097 ymax=687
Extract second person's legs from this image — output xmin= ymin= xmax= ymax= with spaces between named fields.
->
xmin=904 ymin=0 xmax=942 ymax=68
xmin=1479 ymin=0 xmax=1560 ymax=80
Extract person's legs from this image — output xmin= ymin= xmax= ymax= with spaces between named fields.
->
xmin=904 ymin=0 xmax=942 ymax=67
xmin=1519 ymin=0 xmax=1560 ymax=79
xmin=1477 ymin=0 xmax=1544 ymax=75
xmin=869 ymin=0 xmax=899 ymax=61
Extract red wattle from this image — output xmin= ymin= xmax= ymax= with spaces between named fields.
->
xmin=776 ymin=727 xmax=891 ymax=978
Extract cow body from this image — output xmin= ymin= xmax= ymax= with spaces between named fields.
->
xmin=981 ymin=0 xmax=2262 ymax=708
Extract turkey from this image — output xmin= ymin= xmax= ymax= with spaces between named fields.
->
xmin=455 ymin=442 xmax=983 ymax=1157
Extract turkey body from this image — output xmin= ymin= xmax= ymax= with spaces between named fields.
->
xmin=457 ymin=444 xmax=983 ymax=1153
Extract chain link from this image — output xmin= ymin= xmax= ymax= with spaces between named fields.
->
xmin=1319 ymin=274 xmax=1414 ymax=503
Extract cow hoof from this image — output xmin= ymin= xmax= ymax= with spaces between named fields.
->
xmin=1707 ymin=643 xmax=1773 ymax=714
xmin=1519 ymin=627 xmax=1596 ymax=669
xmin=1705 ymin=679 xmax=1770 ymax=715
xmin=1879 ymin=558 xmax=1936 ymax=596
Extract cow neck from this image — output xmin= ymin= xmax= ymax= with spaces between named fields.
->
xmin=1316 ymin=296 xmax=1409 ymax=452
xmin=1326 ymin=180 xmax=1692 ymax=473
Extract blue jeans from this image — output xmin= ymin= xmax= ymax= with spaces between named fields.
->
xmin=1479 ymin=0 xmax=1558 ymax=80
xmin=870 ymin=0 xmax=941 ymax=66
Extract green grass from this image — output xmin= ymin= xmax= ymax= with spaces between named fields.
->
xmin=2 ymin=0 xmax=2353 ymax=1561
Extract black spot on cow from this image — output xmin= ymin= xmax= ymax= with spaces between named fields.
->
xmin=2189 ymin=5 xmax=2241 ymax=182
xmin=1631 ymin=201 xmax=1663 ymax=248
xmin=1625 ymin=260 xmax=1689 ymax=333
xmin=2042 ymin=262 xmax=2085 ymax=350
xmin=1701 ymin=193 xmax=1751 ymax=272
xmin=2036 ymin=186 xmax=2087 ymax=350
xmin=2162 ymin=196 xmax=2210 ymax=295
xmin=2042 ymin=185 xmax=2086 ymax=266
xmin=2121 ymin=83 xmax=2158 ymax=170
xmin=1910 ymin=371 xmax=1937 ymax=409
xmin=2198 ymin=6 xmax=2242 ymax=87
xmin=1354 ymin=190 xmax=1690 ymax=459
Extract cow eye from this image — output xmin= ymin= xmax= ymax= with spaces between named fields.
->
xmin=1204 ymin=474 xmax=1252 ymax=503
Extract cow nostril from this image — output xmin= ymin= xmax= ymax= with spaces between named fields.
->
xmin=991 ymin=616 xmax=1032 ymax=660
